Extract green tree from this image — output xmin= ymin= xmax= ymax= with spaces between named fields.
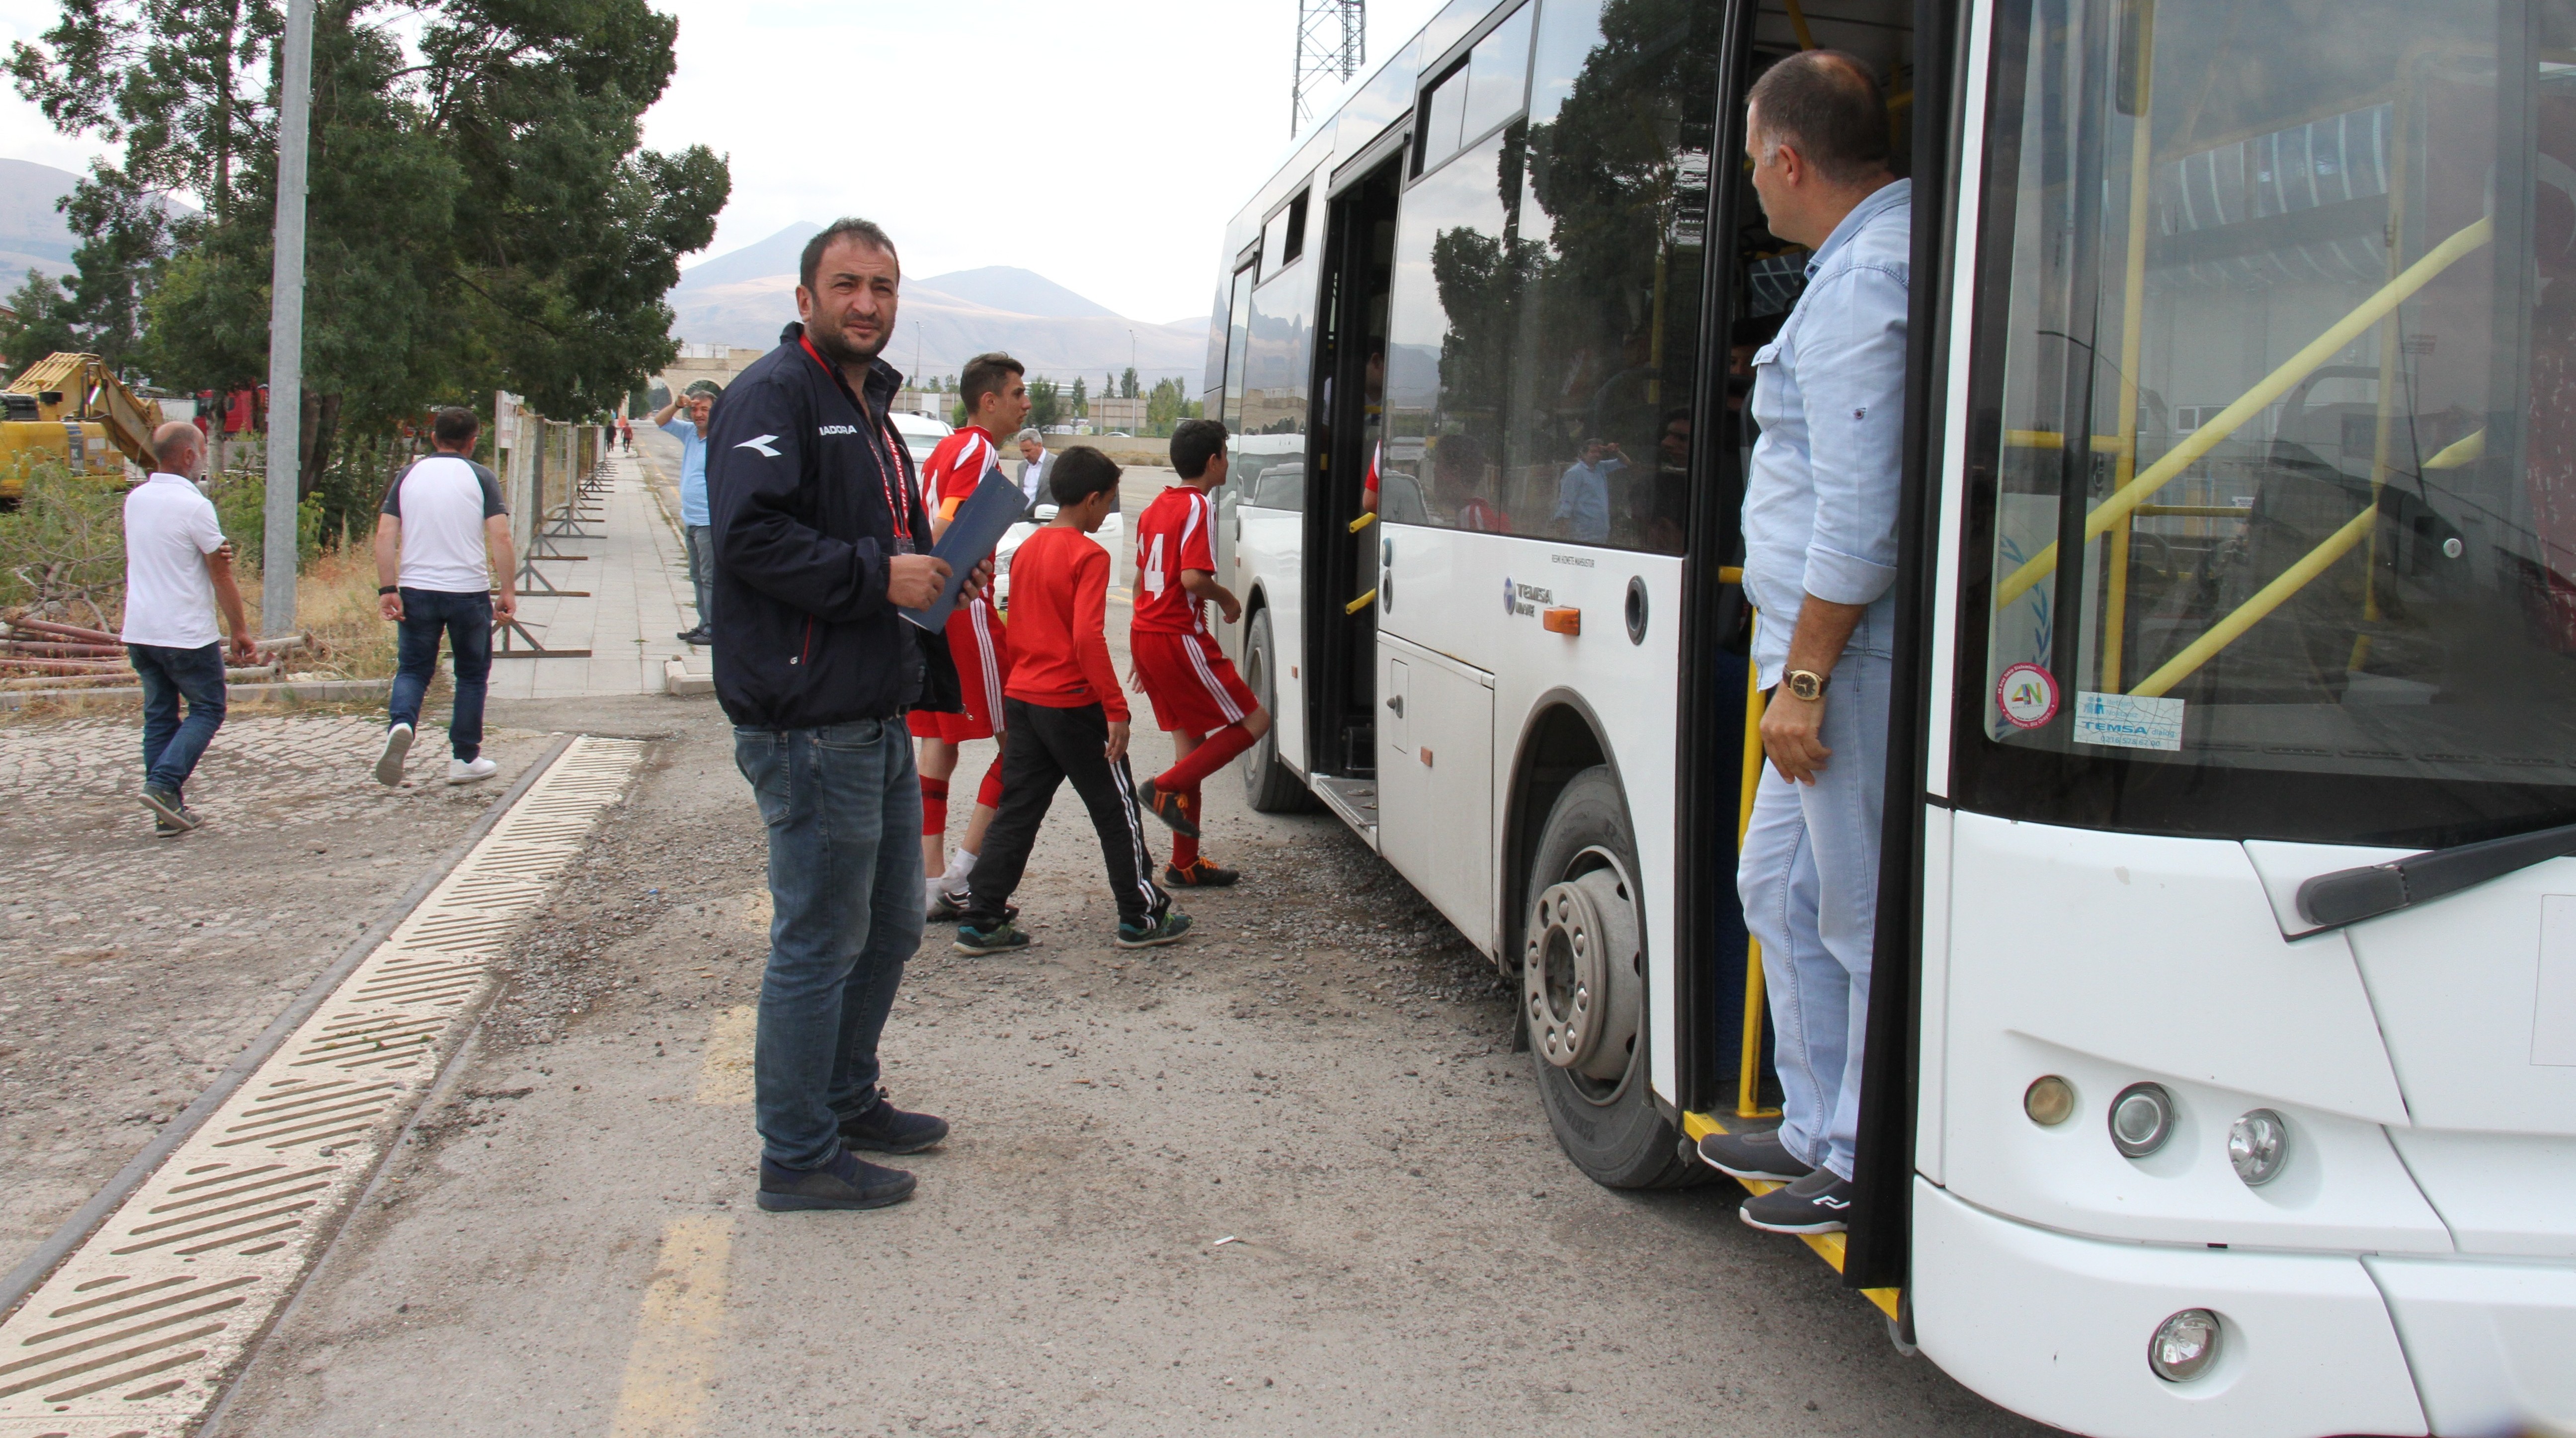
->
xmin=0 ymin=270 xmax=81 ymax=376
xmin=13 ymin=0 xmax=725 ymax=531
xmin=1028 ymin=376 xmax=1062 ymax=429
xmin=1071 ymin=374 xmax=1087 ymax=419
xmin=1119 ymin=365 xmax=1137 ymax=399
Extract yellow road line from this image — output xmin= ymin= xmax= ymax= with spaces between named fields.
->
xmin=608 ymin=1214 xmax=733 ymax=1438
xmin=695 ymin=1007 xmax=756 ymax=1105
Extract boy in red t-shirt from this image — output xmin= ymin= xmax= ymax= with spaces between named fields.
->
xmin=1128 ymin=419 xmax=1271 ymax=884
xmin=954 ymin=448 xmax=1191 ymax=955
xmin=911 ymin=353 xmax=1031 ymax=919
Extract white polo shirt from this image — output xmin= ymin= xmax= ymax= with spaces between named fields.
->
xmin=382 ymin=454 xmax=508 ymax=593
xmin=120 ymin=472 xmax=226 ymax=650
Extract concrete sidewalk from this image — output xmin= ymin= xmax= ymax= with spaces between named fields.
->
xmin=489 ymin=450 xmax=703 ymax=699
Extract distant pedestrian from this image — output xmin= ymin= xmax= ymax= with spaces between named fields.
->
xmin=655 ymin=380 xmax=721 ymax=646
xmin=1013 ymin=428 xmax=1051 ymax=508
xmin=953 ymin=447 xmax=1190 ymax=956
xmin=372 ymin=407 xmax=515 ymax=788
xmin=122 ymin=420 xmax=256 ymax=837
xmin=707 ymin=217 xmax=986 ymax=1214
xmin=1129 ymin=419 xmax=1267 ymax=888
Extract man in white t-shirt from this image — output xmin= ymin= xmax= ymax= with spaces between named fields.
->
xmin=371 ymin=406 xmax=516 ymax=787
xmin=123 ymin=420 xmax=256 ymax=836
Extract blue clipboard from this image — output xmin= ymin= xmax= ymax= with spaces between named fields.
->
xmin=899 ymin=470 xmax=1028 ymax=631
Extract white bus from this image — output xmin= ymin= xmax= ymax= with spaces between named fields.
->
xmin=1201 ymin=0 xmax=2576 ymax=1433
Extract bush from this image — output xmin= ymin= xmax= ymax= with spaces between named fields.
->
xmin=0 ymin=467 xmax=127 ymax=627
xmin=205 ymin=466 xmax=324 ymax=573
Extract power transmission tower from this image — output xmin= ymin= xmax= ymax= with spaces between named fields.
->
xmin=1292 ymin=0 xmax=1365 ymax=137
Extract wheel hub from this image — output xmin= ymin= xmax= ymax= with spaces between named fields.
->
xmin=1523 ymin=865 xmax=1640 ymax=1081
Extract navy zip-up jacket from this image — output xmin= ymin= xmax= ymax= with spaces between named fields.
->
xmin=705 ymin=325 xmax=962 ymax=729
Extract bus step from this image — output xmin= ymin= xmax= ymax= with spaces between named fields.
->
xmin=1684 ymin=1110 xmax=1901 ymax=1321
xmin=1310 ymin=774 xmax=1379 ymax=845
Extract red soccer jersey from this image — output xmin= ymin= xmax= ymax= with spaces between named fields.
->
xmin=1001 ymin=526 xmax=1127 ymax=721
xmin=920 ymin=424 xmax=1000 ymax=534
xmin=1131 ymin=484 xmax=1218 ymax=636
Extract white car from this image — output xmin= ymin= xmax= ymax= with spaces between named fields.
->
xmin=888 ymin=411 xmax=952 ymax=474
xmin=992 ymin=502 xmax=1124 ymax=614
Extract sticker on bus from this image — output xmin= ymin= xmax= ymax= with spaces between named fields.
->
xmin=2074 ymin=691 xmax=2185 ymax=751
xmin=1995 ymin=663 xmax=2058 ymax=729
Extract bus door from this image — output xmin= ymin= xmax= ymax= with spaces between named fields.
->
xmin=1302 ymin=151 xmax=1405 ymax=836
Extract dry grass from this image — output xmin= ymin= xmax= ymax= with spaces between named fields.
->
xmin=241 ymin=547 xmax=400 ymax=680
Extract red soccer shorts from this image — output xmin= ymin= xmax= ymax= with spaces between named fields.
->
xmin=908 ymin=596 xmax=1011 ymax=742
xmin=1131 ymin=630 xmax=1257 ymax=735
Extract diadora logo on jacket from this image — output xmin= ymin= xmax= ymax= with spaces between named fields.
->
xmin=816 ymin=424 xmax=858 ymax=436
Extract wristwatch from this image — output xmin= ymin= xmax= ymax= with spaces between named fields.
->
xmin=1783 ymin=668 xmax=1831 ymax=702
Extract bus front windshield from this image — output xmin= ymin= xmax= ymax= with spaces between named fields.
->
xmin=1957 ymin=0 xmax=2576 ymax=846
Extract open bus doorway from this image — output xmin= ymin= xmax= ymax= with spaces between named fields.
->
xmin=1302 ymin=154 xmax=1405 ymax=828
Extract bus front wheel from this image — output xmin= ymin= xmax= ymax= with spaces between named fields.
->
xmin=1524 ymin=764 xmax=1696 ymax=1189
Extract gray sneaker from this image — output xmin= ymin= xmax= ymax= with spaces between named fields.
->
xmin=1696 ymin=1126 xmax=1815 ymax=1184
xmin=375 ymin=723 xmax=414 ymax=786
xmin=139 ymin=784 xmax=196 ymax=831
xmin=1740 ymin=1169 xmax=1856 ymax=1235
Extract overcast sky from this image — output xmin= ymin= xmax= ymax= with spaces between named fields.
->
xmin=0 ymin=0 xmax=1448 ymax=325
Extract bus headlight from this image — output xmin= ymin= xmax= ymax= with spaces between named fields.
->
xmin=2023 ymin=1075 xmax=2075 ymax=1126
xmin=2108 ymin=1082 xmax=2175 ymax=1158
xmin=2149 ymin=1308 xmax=2222 ymax=1382
xmin=2227 ymin=1109 xmax=2290 ymax=1186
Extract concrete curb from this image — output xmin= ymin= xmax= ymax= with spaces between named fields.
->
xmin=0 ymin=731 xmax=578 ymax=1323
xmin=0 ymin=676 xmax=395 ymax=712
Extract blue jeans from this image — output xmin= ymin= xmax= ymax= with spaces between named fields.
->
xmin=1736 ymin=635 xmax=1891 ymax=1182
xmin=734 ymin=720 xmax=924 ymax=1170
xmin=128 ymin=641 xmax=227 ymax=800
xmin=389 ymin=588 xmax=491 ymax=761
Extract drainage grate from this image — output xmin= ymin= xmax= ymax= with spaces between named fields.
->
xmin=0 ymin=736 xmax=643 ymax=1437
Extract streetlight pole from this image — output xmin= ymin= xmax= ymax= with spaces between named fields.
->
xmin=260 ymin=0 xmax=317 ymax=632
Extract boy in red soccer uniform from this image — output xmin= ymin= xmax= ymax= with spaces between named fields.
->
xmin=954 ymin=448 xmax=1190 ymax=954
xmin=1129 ymin=419 xmax=1271 ymax=884
xmin=910 ymin=352 xmax=1031 ymax=918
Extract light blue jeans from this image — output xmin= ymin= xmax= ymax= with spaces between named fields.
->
xmin=1737 ymin=638 xmax=1891 ymax=1182
xmin=733 ymin=719 xmax=924 ymax=1171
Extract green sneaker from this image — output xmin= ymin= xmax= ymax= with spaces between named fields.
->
xmin=954 ymin=921 xmax=1033 ymax=956
xmin=1115 ymin=910 xmax=1193 ymax=949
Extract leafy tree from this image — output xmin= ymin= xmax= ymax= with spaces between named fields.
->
xmin=12 ymin=0 xmax=725 ymax=533
xmin=1071 ymin=374 xmax=1087 ymax=418
xmin=1028 ymin=376 xmax=1062 ymax=429
xmin=1119 ymin=365 xmax=1137 ymax=399
xmin=0 ymin=270 xmax=82 ymax=377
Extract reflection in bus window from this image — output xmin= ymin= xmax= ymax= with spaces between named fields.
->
xmin=1380 ymin=0 xmax=1720 ymax=554
xmin=1962 ymin=0 xmax=2576 ymax=841
xmin=1220 ymin=262 xmax=1256 ymax=433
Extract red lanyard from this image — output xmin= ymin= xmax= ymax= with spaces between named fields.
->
xmin=800 ymin=336 xmax=916 ymax=537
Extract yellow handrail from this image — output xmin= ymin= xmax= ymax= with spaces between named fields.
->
xmin=1736 ymin=612 xmax=1774 ymax=1119
xmin=1344 ymin=589 xmax=1377 ymax=615
xmin=1996 ymin=214 xmax=2495 ymax=609
xmin=2424 ymin=427 xmax=2485 ymax=470
xmin=2128 ymin=503 xmax=2378 ymax=698
xmin=1349 ymin=511 xmax=1376 ymax=533
xmin=2006 ymin=430 xmax=2127 ymax=453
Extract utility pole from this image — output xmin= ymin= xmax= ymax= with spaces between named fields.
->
xmin=260 ymin=0 xmax=317 ymax=631
xmin=1292 ymin=0 xmax=1366 ymax=138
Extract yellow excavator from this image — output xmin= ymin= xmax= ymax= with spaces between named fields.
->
xmin=0 ymin=352 xmax=165 ymax=503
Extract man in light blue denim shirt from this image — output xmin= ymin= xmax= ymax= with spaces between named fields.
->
xmin=654 ymin=379 xmax=720 ymax=645
xmin=1695 ymin=50 xmax=1908 ymax=1237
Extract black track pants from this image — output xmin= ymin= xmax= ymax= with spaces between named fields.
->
xmin=964 ymin=698 xmax=1168 ymax=929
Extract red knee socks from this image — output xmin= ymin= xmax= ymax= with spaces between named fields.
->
xmin=975 ymin=750 xmax=1005 ymax=811
xmin=920 ymin=776 xmax=949 ymax=837
xmin=1157 ymin=722 xmax=1256 ymax=794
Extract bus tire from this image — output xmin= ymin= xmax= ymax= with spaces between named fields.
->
xmin=1526 ymin=764 xmax=1697 ymax=1189
xmin=1239 ymin=606 xmax=1313 ymax=813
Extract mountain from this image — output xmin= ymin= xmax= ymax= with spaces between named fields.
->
xmin=0 ymin=159 xmax=82 ymax=296
xmin=668 ymin=224 xmax=1207 ymax=386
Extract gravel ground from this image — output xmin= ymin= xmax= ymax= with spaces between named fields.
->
xmin=0 ymin=709 xmax=554 ymax=1279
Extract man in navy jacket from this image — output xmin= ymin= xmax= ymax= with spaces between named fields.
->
xmin=706 ymin=217 xmax=985 ymax=1213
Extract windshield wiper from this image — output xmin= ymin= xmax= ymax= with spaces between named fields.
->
xmin=2297 ymin=820 xmax=2576 ymax=930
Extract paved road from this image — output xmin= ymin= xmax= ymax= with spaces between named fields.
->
xmin=194 ymin=641 xmax=2055 ymax=1437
